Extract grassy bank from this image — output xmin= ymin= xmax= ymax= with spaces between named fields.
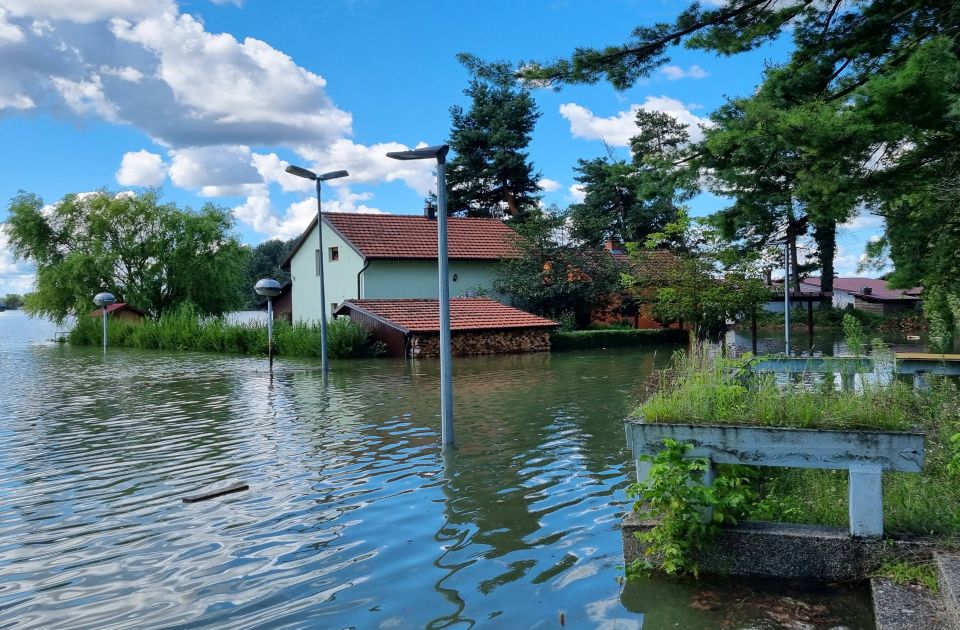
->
xmin=551 ymin=328 xmax=688 ymax=350
xmin=70 ymin=310 xmax=385 ymax=359
xmin=636 ymin=352 xmax=960 ymax=536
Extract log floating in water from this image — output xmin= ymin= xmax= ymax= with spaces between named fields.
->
xmin=182 ymin=482 xmax=249 ymax=503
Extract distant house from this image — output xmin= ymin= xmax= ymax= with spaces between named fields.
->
xmin=800 ymin=277 xmax=922 ymax=315
xmin=591 ymin=240 xmax=684 ymax=329
xmin=281 ymin=211 xmax=520 ymax=324
xmin=335 ymin=298 xmax=558 ymax=358
xmin=87 ymin=302 xmax=146 ymax=324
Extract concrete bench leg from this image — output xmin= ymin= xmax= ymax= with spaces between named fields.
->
xmin=849 ymin=464 xmax=883 ymax=537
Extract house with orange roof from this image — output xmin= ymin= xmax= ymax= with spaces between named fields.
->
xmin=280 ymin=210 xmax=520 ymax=323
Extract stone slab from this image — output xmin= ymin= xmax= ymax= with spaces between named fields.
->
xmin=871 ymin=577 xmax=948 ymax=630
xmin=622 ymin=513 xmax=935 ymax=581
xmin=935 ymin=552 xmax=960 ymax=630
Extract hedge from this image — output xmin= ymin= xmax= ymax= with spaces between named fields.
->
xmin=551 ymin=328 xmax=688 ymax=350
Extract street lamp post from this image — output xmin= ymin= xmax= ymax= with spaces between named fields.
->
xmin=255 ymin=278 xmax=282 ymax=371
xmin=386 ymin=144 xmax=454 ymax=446
xmin=285 ymin=165 xmax=349 ymax=376
xmin=772 ymin=240 xmax=791 ymax=355
xmin=93 ymin=292 xmax=116 ymax=353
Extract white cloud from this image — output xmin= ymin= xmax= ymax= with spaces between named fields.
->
xmin=168 ymin=145 xmax=261 ymax=197
xmin=2 ymin=0 xmax=175 ymax=25
xmin=0 ymin=7 xmax=24 ymax=43
xmin=115 ymin=149 xmax=166 ymax=186
xmin=538 ymin=178 xmax=562 ymax=192
xmin=0 ymin=92 xmax=33 ymax=110
xmin=660 ymin=64 xmax=708 ymax=81
xmin=99 ymin=65 xmax=143 ymax=82
xmin=559 ymin=96 xmax=710 ymax=146
xmin=0 ymin=228 xmax=35 ymax=295
xmin=50 ymin=74 xmax=121 ymax=122
xmin=840 ymin=213 xmax=884 ymax=231
xmin=297 ymin=139 xmax=436 ymax=196
xmin=232 ymin=184 xmax=383 ymax=240
xmin=569 ymin=184 xmax=586 ymax=203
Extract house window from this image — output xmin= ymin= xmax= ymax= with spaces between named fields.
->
xmin=329 ymin=246 xmax=339 ymax=262
xmin=315 ymin=249 xmax=321 ymax=276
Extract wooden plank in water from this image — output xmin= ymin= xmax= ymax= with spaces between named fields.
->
xmin=182 ymin=482 xmax=249 ymax=503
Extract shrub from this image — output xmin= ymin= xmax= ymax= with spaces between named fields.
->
xmin=69 ymin=311 xmax=383 ymax=359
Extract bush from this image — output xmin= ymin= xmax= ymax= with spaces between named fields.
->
xmin=551 ymin=328 xmax=688 ymax=350
xmin=70 ymin=309 xmax=384 ymax=359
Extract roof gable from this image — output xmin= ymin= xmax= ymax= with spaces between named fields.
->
xmin=283 ymin=213 xmax=520 ymax=268
xmin=802 ymin=277 xmax=922 ymax=301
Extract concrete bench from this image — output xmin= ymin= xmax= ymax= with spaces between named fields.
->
xmin=625 ymin=421 xmax=925 ymax=537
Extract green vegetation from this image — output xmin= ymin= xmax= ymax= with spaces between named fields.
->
xmin=5 ymin=190 xmax=247 ymax=323
xmin=636 ymin=352 xmax=960 ymax=540
xmin=444 ymin=56 xmax=541 ymax=220
xmin=241 ymin=238 xmax=294 ymax=309
xmin=1 ymin=293 xmax=23 ymax=309
xmin=626 ymin=439 xmax=755 ymax=577
xmin=551 ymin=328 xmax=687 ymax=351
xmin=875 ymin=560 xmax=940 ymax=592
xmin=751 ymin=305 xmax=924 ymax=333
xmin=69 ymin=308 xmax=384 ymax=359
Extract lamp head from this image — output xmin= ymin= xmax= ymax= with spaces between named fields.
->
xmin=386 ymin=144 xmax=449 ymax=164
xmin=285 ymin=164 xmax=317 ymax=180
xmin=318 ymin=170 xmax=349 ymax=181
xmin=93 ymin=292 xmax=117 ymax=308
xmin=254 ymin=278 xmax=283 ymax=298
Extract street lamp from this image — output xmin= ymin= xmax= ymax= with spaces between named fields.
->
xmin=255 ymin=278 xmax=282 ymax=371
xmin=386 ymin=144 xmax=454 ymax=446
xmin=772 ymin=239 xmax=791 ymax=354
xmin=93 ymin=291 xmax=116 ymax=353
xmin=284 ymin=164 xmax=349 ymax=376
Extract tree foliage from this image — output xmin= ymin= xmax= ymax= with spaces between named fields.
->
xmin=242 ymin=238 xmax=294 ymax=308
xmin=446 ymin=57 xmax=542 ymax=219
xmin=4 ymin=190 xmax=247 ymax=323
xmin=493 ymin=208 xmax=621 ymax=325
xmin=570 ymin=110 xmax=695 ymax=247
xmin=2 ymin=294 xmax=23 ymax=309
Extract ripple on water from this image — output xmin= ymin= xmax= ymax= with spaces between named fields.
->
xmin=0 ymin=313 xmax=875 ymax=629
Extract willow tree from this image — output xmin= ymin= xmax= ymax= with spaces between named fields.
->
xmin=4 ymin=190 xmax=247 ymax=323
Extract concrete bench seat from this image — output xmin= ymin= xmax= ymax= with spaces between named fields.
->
xmin=625 ymin=420 xmax=925 ymax=537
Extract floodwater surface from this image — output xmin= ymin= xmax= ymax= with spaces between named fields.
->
xmin=0 ymin=311 xmax=874 ymax=629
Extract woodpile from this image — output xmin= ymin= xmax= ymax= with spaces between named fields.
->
xmin=409 ymin=329 xmax=552 ymax=357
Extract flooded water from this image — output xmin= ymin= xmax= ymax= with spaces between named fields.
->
xmin=0 ymin=311 xmax=874 ymax=629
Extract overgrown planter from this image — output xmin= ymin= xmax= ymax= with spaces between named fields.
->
xmin=623 ymin=416 xmax=927 ymax=579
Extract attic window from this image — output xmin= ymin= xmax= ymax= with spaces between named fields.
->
xmin=329 ymin=246 xmax=339 ymax=262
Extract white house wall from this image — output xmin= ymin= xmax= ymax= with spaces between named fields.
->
xmin=289 ymin=221 xmax=364 ymax=323
xmin=363 ymin=259 xmax=502 ymax=300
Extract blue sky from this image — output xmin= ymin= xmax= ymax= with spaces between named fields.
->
xmin=0 ymin=0 xmax=885 ymax=295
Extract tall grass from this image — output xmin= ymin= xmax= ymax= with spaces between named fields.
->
xmin=70 ymin=308 xmax=384 ymax=359
xmin=637 ymin=350 xmax=960 ymax=535
xmin=638 ymin=350 xmax=912 ymax=431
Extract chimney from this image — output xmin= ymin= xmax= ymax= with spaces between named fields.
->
xmin=604 ymin=238 xmax=624 ymax=253
xmin=424 ymin=202 xmax=437 ymax=221
xmin=862 ymin=286 xmax=873 ymax=295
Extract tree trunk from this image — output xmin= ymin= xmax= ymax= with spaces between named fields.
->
xmin=813 ymin=220 xmax=836 ymax=294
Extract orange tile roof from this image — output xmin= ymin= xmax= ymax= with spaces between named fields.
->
xmin=87 ymin=302 xmax=146 ymax=317
xmin=609 ymin=249 xmax=682 ymax=283
xmin=335 ymin=298 xmax=558 ymax=333
xmin=283 ymin=213 xmax=520 ymax=268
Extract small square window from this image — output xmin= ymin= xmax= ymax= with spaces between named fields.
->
xmin=329 ymin=246 xmax=339 ymax=262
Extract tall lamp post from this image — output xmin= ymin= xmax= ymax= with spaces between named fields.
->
xmin=255 ymin=278 xmax=282 ymax=371
xmin=386 ymin=144 xmax=454 ymax=446
xmin=284 ymin=165 xmax=349 ymax=376
xmin=93 ymin=292 xmax=116 ymax=353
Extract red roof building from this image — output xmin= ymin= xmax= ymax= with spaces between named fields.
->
xmin=335 ymin=298 xmax=558 ymax=358
xmin=281 ymin=211 xmax=522 ymax=324
xmin=87 ymin=302 xmax=147 ymax=324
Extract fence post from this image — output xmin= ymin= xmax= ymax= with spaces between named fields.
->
xmin=848 ymin=463 xmax=883 ymax=537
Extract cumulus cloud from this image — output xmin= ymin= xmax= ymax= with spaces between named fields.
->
xmin=168 ymin=145 xmax=261 ymax=197
xmin=0 ymin=93 xmax=33 ymax=110
xmin=233 ymin=184 xmax=382 ymax=240
xmin=660 ymin=64 xmax=708 ymax=80
xmin=559 ymin=96 xmax=710 ymax=146
xmin=115 ymin=149 xmax=166 ymax=186
xmin=568 ymin=184 xmax=586 ymax=203
xmin=297 ymin=139 xmax=436 ymax=196
xmin=538 ymin=178 xmax=562 ymax=192
xmin=840 ymin=213 xmax=884 ymax=231
xmin=0 ymin=228 xmax=35 ymax=295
